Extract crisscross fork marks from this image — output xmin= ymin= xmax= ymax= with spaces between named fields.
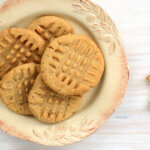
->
xmin=1 ymin=39 xmax=28 ymax=76
xmin=48 ymin=41 xmax=79 ymax=78
xmin=62 ymin=96 xmax=70 ymax=119
xmin=49 ymin=96 xmax=59 ymax=122
xmin=48 ymin=44 xmax=67 ymax=75
xmin=28 ymin=74 xmax=83 ymax=123
xmin=40 ymin=91 xmax=51 ymax=118
xmin=40 ymin=93 xmax=62 ymax=122
xmin=64 ymin=40 xmax=82 ymax=74
xmin=64 ymin=41 xmax=93 ymax=89
xmin=55 ymin=96 xmax=63 ymax=121
xmin=76 ymin=51 xmax=97 ymax=88
xmin=41 ymin=34 xmax=104 ymax=95
xmin=57 ymin=40 xmax=85 ymax=86
xmin=15 ymin=68 xmax=24 ymax=105
xmin=55 ymin=42 xmax=77 ymax=77
xmin=0 ymin=33 xmax=15 ymax=51
xmin=12 ymin=65 xmax=38 ymax=110
xmin=3 ymin=41 xmax=22 ymax=70
xmin=0 ymin=36 xmax=21 ymax=68
xmin=49 ymin=39 xmax=96 ymax=89
xmin=14 ymin=68 xmax=29 ymax=105
xmin=35 ymin=24 xmax=54 ymax=41
xmin=0 ymin=30 xmax=42 ymax=78
xmin=35 ymin=23 xmax=66 ymax=43
xmin=0 ymin=30 xmax=15 ymax=49
xmin=37 ymin=93 xmax=80 ymax=123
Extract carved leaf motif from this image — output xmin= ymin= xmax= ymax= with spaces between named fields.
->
xmin=98 ymin=7 xmax=105 ymax=22
xmin=99 ymin=34 xmax=113 ymax=43
xmin=81 ymin=0 xmax=91 ymax=10
xmin=100 ymin=23 xmax=111 ymax=33
xmin=113 ymin=24 xmax=119 ymax=35
xmin=109 ymin=42 xmax=116 ymax=55
xmin=89 ymin=0 xmax=99 ymax=14
xmin=72 ymin=4 xmax=87 ymax=12
xmin=87 ymin=14 xmax=95 ymax=22
xmin=105 ymin=15 xmax=113 ymax=26
xmin=72 ymin=0 xmax=119 ymax=55
xmin=32 ymin=118 xmax=100 ymax=145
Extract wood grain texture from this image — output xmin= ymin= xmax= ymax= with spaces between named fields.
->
xmin=0 ymin=0 xmax=150 ymax=149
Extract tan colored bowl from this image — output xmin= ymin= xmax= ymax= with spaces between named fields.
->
xmin=0 ymin=0 xmax=129 ymax=146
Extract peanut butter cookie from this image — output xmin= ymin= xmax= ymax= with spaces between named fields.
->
xmin=28 ymin=16 xmax=74 ymax=46
xmin=41 ymin=34 xmax=105 ymax=95
xmin=0 ymin=63 xmax=40 ymax=115
xmin=29 ymin=74 xmax=83 ymax=123
xmin=0 ymin=28 xmax=44 ymax=79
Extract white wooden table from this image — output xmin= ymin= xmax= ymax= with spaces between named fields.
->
xmin=0 ymin=0 xmax=150 ymax=149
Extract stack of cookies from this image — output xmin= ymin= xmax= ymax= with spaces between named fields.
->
xmin=0 ymin=16 xmax=105 ymax=123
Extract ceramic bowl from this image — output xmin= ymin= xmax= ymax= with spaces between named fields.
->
xmin=0 ymin=0 xmax=129 ymax=146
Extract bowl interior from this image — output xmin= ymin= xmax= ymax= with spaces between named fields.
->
xmin=0 ymin=0 xmax=128 ymax=146
xmin=0 ymin=12 xmax=105 ymax=125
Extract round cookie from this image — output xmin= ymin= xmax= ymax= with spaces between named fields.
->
xmin=0 ymin=63 xmax=40 ymax=115
xmin=41 ymin=34 xmax=105 ymax=95
xmin=28 ymin=16 xmax=74 ymax=46
xmin=0 ymin=28 xmax=45 ymax=79
xmin=28 ymin=74 xmax=83 ymax=123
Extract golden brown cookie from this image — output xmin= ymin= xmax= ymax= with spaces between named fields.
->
xmin=0 ymin=28 xmax=45 ymax=79
xmin=28 ymin=74 xmax=83 ymax=123
xmin=147 ymin=76 xmax=150 ymax=81
xmin=28 ymin=16 xmax=74 ymax=46
xmin=41 ymin=34 xmax=105 ymax=95
xmin=0 ymin=63 xmax=40 ymax=115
